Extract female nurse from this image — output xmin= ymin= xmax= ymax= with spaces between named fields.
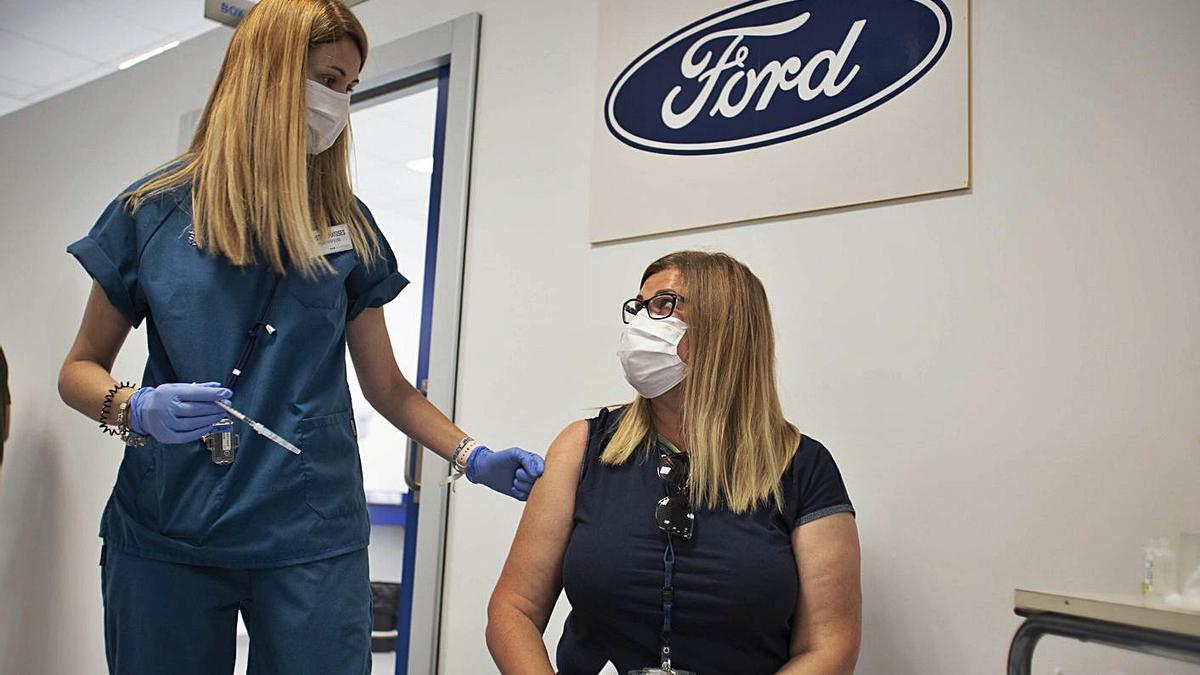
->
xmin=57 ymin=1 xmax=543 ymax=673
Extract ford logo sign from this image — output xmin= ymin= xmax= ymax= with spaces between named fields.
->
xmin=604 ymin=0 xmax=953 ymax=155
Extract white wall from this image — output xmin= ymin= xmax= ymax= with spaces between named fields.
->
xmin=1 ymin=1 xmax=1198 ymax=674
xmin=0 ymin=29 xmax=228 ymax=674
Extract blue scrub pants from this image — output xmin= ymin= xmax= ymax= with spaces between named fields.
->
xmin=101 ymin=545 xmax=371 ymax=675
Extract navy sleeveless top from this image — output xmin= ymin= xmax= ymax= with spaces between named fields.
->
xmin=557 ymin=407 xmax=855 ymax=674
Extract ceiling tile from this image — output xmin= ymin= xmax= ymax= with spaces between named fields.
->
xmin=0 ymin=1 xmax=220 ymax=118
xmin=74 ymin=0 xmax=209 ymax=36
xmin=0 ymin=29 xmax=97 ymax=88
xmin=37 ymin=64 xmax=110 ymax=103
xmin=0 ymin=0 xmax=74 ymax=22
xmin=0 ymin=75 xmax=39 ymax=100
xmin=2 ymin=1 xmax=163 ymax=65
xmin=177 ymin=19 xmax=222 ymax=42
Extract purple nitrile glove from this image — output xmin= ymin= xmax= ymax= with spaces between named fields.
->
xmin=465 ymin=446 xmax=546 ymax=501
xmin=130 ymin=382 xmax=232 ymax=445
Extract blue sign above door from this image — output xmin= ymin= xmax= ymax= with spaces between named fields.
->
xmin=604 ymin=0 xmax=952 ymax=155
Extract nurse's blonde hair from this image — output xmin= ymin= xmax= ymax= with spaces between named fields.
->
xmin=601 ymin=251 xmax=801 ymax=514
xmin=127 ymin=0 xmax=377 ymax=278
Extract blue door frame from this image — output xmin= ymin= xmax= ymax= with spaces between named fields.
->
xmin=390 ymin=64 xmax=452 ymax=675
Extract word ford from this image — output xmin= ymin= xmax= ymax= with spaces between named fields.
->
xmin=662 ymin=12 xmax=866 ymax=130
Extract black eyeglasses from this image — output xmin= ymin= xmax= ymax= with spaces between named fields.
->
xmin=656 ymin=450 xmax=694 ymax=541
xmin=622 ymin=291 xmax=684 ymax=325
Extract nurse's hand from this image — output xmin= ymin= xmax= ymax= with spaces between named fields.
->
xmin=130 ymin=382 xmax=233 ymax=444
xmin=465 ymin=446 xmax=546 ymax=501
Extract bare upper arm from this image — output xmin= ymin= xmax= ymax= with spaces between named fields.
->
xmin=489 ymin=418 xmax=589 ymax=632
xmin=345 ymin=307 xmax=404 ymax=399
xmin=62 ymin=281 xmax=133 ymax=372
xmin=790 ymin=512 xmax=862 ymax=661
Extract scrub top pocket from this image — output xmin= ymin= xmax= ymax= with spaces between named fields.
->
xmin=297 ymin=411 xmax=366 ymax=519
xmin=145 ymin=440 xmax=231 ymax=541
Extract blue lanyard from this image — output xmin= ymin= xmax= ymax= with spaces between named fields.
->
xmin=222 ymin=272 xmax=281 ymax=390
xmin=661 ymin=536 xmax=676 ymax=670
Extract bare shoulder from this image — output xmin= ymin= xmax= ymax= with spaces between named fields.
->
xmin=519 ymin=419 xmax=591 ymax=526
xmin=792 ymin=512 xmax=860 ymax=560
xmin=542 ymin=419 xmax=589 ymax=479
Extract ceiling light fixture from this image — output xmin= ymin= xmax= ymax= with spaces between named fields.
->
xmin=119 ymin=41 xmax=181 ymax=70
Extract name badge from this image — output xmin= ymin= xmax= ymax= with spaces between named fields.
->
xmin=316 ymin=224 xmax=353 ymax=256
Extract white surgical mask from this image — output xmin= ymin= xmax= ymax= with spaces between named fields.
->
xmin=617 ymin=313 xmax=687 ymax=399
xmin=305 ymin=79 xmax=351 ymax=155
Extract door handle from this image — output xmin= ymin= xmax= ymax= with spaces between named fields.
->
xmin=404 ymin=436 xmax=424 ymax=494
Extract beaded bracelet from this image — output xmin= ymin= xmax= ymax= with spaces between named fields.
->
xmin=98 ymin=382 xmax=136 ymax=434
xmin=450 ymin=436 xmax=474 ymax=471
xmin=445 ymin=436 xmax=479 ymax=487
xmin=99 ymin=382 xmax=146 ymax=447
xmin=460 ymin=440 xmax=479 ymax=471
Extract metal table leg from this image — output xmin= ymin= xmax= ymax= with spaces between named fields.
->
xmin=1008 ymin=612 xmax=1200 ymax=675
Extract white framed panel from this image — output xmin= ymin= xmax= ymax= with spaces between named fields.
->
xmin=590 ymin=0 xmax=971 ymax=242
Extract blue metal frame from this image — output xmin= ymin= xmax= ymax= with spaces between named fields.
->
xmin=367 ymin=497 xmax=409 ymax=527
xmin=392 ymin=64 xmax=451 ymax=675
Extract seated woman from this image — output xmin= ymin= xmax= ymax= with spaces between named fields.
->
xmin=487 ymin=251 xmax=861 ymax=674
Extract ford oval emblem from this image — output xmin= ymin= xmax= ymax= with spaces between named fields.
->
xmin=604 ymin=0 xmax=953 ymax=155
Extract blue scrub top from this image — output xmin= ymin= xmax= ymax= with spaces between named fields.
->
xmin=68 ymin=179 xmax=409 ymax=568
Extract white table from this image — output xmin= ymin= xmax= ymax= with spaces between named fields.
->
xmin=1008 ymin=589 xmax=1200 ymax=674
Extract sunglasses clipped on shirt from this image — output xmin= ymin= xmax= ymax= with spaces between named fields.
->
xmin=655 ymin=448 xmax=694 ymax=541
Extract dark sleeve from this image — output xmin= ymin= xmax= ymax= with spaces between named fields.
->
xmin=0 ymin=345 xmax=8 ymax=406
xmin=788 ymin=437 xmax=855 ymax=528
xmin=579 ymin=406 xmax=618 ymax=484
xmin=66 ymin=196 xmax=147 ymax=327
xmin=1 ymin=346 xmax=7 ymax=455
xmin=345 ymin=200 xmax=409 ymax=321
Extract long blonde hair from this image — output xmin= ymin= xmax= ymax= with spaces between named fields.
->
xmin=601 ymin=251 xmax=800 ymax=514
xmin=127 ymin=0 xmax=377 ymax=278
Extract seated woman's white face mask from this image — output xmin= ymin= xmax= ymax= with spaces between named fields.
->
xmin=618 ymin=312 xmax=688 ymax=399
